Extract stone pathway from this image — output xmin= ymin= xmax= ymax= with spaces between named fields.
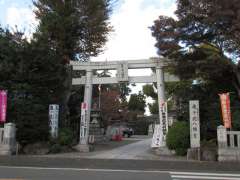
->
xmin=89 ymin=138 xmax=155 ymax=159
xmin=36 ymin=136 xmax=186 ymax=161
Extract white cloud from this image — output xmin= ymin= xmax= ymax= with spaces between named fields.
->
xmin=6 ymin=6 xmax=38 ymax=37
xmin=91 ymin=0 xmax=176 ymax=115
xmin=0 ymin=0 xmax=5 ymax=5
xmin=92 ymin=0 xmax=176 ymax=61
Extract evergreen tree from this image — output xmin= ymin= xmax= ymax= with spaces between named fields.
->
xmin=128 ymin=92 xmax=146 ymax=114
xmin=151 ymin=0 xmax=240 ymax=136
xmin=33 ymin=0 xmax=112 ymax=61
xmin=32 ymin=0 xmax=113 ymax=128
xmin=0 ymin=27 xmax=66 ymax=144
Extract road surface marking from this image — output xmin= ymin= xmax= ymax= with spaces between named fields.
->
xmin=170 ymin=171 xmax=240 ymax=177
xmin=0 ymin=166 xmax=169 ymax=173
xmin=170 ymin=171 xmax=240 ymax=180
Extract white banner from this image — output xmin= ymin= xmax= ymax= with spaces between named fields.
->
xmin=151 ymin=124 xmax=162 ymax=148
xmin=158 ymin=102 xmax=168 ymax=147
xmin=49 ymin=104 xmax=59 ymax=138
xmin=189 ymin=100 xmax=200 ymax=148
xmin=80 ymin=102 xmax=88 ymax=144
xmin=160 ymin=102 xmax=168 ymax=136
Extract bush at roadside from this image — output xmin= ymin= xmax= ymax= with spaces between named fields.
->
xmin=166 ymin=121 xmax=190 ymax=156
xmin=58 ymin=128 xmax=74 ymax=146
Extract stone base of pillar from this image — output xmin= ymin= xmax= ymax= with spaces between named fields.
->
xmin=0 ymin=145 xmax=12 ymax=155
xmin=75 ymin=144 xmax=91 ymax=153
xmin=155 ymin=147 xmax=174 ymax=156
xmin=187 ymin=148 xmax=201 ymax=161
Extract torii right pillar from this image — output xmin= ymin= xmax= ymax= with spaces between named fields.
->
xmin=156 ymin=67 xmax=172 ymax=155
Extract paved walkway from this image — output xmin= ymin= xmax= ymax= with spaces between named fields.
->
xmin=37 ymin=136 xmax=186 ymax=161
xmin=27 ymin=135 xmax=185 ymax=161
xmin=90 ymin=138 xmax=153 ymax=159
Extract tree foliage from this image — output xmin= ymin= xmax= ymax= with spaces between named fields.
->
xmin=0 ymin=0 xmax=113 ymax=145
xmin=0 ymin=27 xmax=66 ymax=144
xmin=100 ymin=89 xmax=121 ymax=126
xmin=142 ymin=84 xmax=158 ymax=114
xmin=32 ymin=0 xmax=113 ymax=130
xmin=33 ymin=0 xmax=112 ymax=61
xmin=151 ymin=0 xmax=239 ymax=95
xmin=151 ymin=0 xmax=240 ymax=135
xmin=166 ymin=121 xmax=190 ymax=155
xmin=128 ymin=92 xmax=146 ymax=113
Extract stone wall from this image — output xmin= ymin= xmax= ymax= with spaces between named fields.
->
xmin=217 ymin=126 xmax=240 ymax=162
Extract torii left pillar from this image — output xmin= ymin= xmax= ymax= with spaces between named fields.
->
xmin=156 ymin=67 xmax=172 ymax=155
xmin=76 ymin=69 xmax=93 ymax=152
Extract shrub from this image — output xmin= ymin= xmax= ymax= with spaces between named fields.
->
xmin=58 ymin=128 xmax=73 ymax=146
xmin=49 ymin=144 xmax=61 ymax=154
xmin=166 ymin=121 xmax=190 ymax=156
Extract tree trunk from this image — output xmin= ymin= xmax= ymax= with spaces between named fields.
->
xmin=60 ymin=65 xmax=72 ymax=128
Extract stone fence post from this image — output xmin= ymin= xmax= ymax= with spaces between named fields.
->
xmin=0 ymin=123 xmax=16 ymax=155
xmin=217 ymin=125 xmax=227 ymax=148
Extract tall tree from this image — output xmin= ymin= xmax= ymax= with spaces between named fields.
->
xmin=100 ymin=89 xmax=121 ymax=126
xmin=33 ymin=0 xmax=113 ymax=127
xmin=151 ymin=0 xmax=240 ymax=96
xmin=142 ymin=84 xmax=158 ymax=114
xmin=128 ymin=92 xmax=146 ymax=114
xmin=33 ymin=0 xmax=112 ymax=61
xmin=0 ymin=27 xmax=66 ymax=144
xmin=151 ymin=0 xmax=240 ymax=134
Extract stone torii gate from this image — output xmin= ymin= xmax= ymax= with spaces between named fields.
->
xmin=70 ymin=57 xmax=178 ymax=152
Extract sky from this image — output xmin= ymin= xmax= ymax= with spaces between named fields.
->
xmin=92 ymin=0 xmax=176 ymax=61
xmin=0 ymin=0 xmax=176 ymax=58
xmin=0 ymin=0 xmax=176 ymax=115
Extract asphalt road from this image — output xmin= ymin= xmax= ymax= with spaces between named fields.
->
xmin=0 ymin=166 xmax=240 ymax=180
xmin=0 ymin=166 xmax=171 ymax=180
xmin=0 ymin=137 xmax=239 ymax=179
xmin=0 ymin=156 xmax=239 ymax=179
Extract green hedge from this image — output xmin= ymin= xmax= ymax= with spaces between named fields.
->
xmin=166 ymin=121 xmax=190 ymax=156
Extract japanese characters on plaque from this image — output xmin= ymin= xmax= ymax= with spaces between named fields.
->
xmin=151 ymin=124 xmax=161 ymax=148
xmin=80 ymin=102 xmax=88 ymax=144
xmin=219 ymin=93 xmax=232 ymax=129
xmin=189 ymin=100 xmax=200 ymax=148
xmin=117 ymin=62 xmax=128 ymax=82
xmin=160 ymin=102 xmax=168 ymax=137
xmin=49 ymin=104 xmax=59 ymax=138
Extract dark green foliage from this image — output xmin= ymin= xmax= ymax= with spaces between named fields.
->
xmin=49 ymin=144 xmax=62 ymax=154
xmin=118 ymin=83 xmax=131 ymax=102
xmin=151 ymin=0 xmax=240 ymax=96
xmin=32 ymin=0 xmax=113 ymax=132
xmin=166 ymin=121 xmax=190 ymax=156
xmin=128 ymin=92 xmax=146 ymax=113
xmin=129 ymin=119 xmax=150 ymax=135
xmin=142 ymin=84 xmax=159 ymax=114
xmin=142 ymin=84 xmax=157 ymax=99
xmin=151 ymin=0 xmax=240 ymax=138
xmin=0 ymin=0 xmax=113 ymax=146
xmin=58 ymin=128 xmax=74 ymax=146
xmin=33 ymin=0 xmax=112 ymax=61
xmin=0 ymin=27 xmax=66 ymax=145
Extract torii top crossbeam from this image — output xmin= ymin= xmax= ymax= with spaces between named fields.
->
xmin=70 ymin=57 xmax=169 ymax=70
xmin=70 ymin=57 xmax=178 ymax=85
